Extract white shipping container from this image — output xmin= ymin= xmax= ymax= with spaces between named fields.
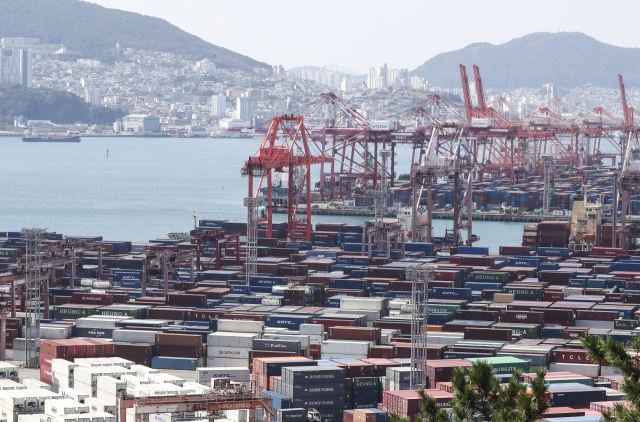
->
xmin=321 ymin=340 xmax=369 ymax=355
xmin=423 ymin=333 xmax=464 ymax=345
xmin=600 ymin=365 xmax=622 ymax=376
xmin=299 ymin=324 xmax=324 ymax=336
xmin=207 ymin=332 xmax=259 ymax=348
xmin=0 ymin=380 xmax=26 ymax=390
xmin=552 ymin=210 xmax=564 ymax=216
xmin=12 ymin=350 xmax=26 ymax=363
xmin=320 ymin=353 xmax=368 ymax=361
xmin=564 ymin=210 xmax=573 ymax=216
xmin=335 ymin=308 xmax=382 ymax=325
xmin=206 ymin=346 xmax=250 ymax=360
xmin=148 ymin=414 xmax=172 ymax=422
xmin=54 ymin=415 xmax=91 ymax=422
xmin=261 ymin=297 xmax=282 ymax=306
xmin=75 ymin=318 xmax=126 ymax=329
xmin=129 ymin=366 xmax=159 ymax=378
xmin=52 ymin=360 xmax=78 ymax=380
xmin=23 ymin=379 xmax=51 ymax=391
xmin=96 ymin=377 xmax=126 ymax=396
xmin=181 ymin=382 xmax=209 ymax=395
xmin=71 ymin=381 xmax=92 ymax=398
xmin=60 ymin=388 xmax=89 ymax=403
xmin=90 ymin=413 xmax=116 ymax=422
xmin=83 ymin=398 xmax=116 ymax=415
xmin=548 ymin=362 xmax=600 ymax=378
xmin=94 ymin=390 xmax=117 ymax=407
xmin=146 ymin=374 xmax=185 ymax=387
xmin=0 ymin=391 xmax=26 ymax=411
xmin=574 ymin=320 xmax=614 ymax=329
xmin=18 ymin=415 xmax=49 ymax=422
xmin=111 ymin=330 xmax=158 ymax=344
xmin=74 ymin=367 xmax=134 ymax=389
xmin=205 ymin=357 xmax=248 ymax=368
xmin=370 ymin=120 xmax=395 ymax=131
xmin=120 ymin=375 xmax=149 ymax=391
xmin=196 ymin=367 xmax=250 ymax=385
xmin=12 ymin=338 xmax=38 ymax=352
xmin=0 ymin=363 xmax=19 ymax=381
xmin=471 ymin=118 xmax=493 ymax=128
xmin=5 ymin=348 xmax=13 ymax=360
xmin=216 ymin=320 xmax=264 ymax=334
xmin=339 ymin=297 xmax=387 ymax=311
xmin=51 ymin=374 xmax=71 ymax=393
xmin=45 ymin=399 xmax=89 ymax=416
xmin=23 ymin=326 xmax=71 ymax=340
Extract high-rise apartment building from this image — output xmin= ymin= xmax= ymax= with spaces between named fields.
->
xmin=0 ymin=49 xmax=32 ymax=87
xmin=211 ymin=93 xmax=227 ymax=117
xmin=84 ymin=87 xmax=101 ymax=107
xmin=236 ymin=95 xmax=257 ymax=122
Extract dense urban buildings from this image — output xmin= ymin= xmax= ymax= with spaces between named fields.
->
xmin=0 ymin=37 xmax=635 ymax=136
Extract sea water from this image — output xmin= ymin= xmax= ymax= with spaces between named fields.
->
xmin=0 ymin=136 xmax=524 ymax=250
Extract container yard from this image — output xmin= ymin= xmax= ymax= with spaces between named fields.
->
xmin=5 ymin=67 xmax=640 ymax=421
xmin=2 ymin=218 xmax=640 ymax=421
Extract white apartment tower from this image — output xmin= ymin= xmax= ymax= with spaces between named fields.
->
xmin=340 ymin=76 xmax=352 ymax=93
xmin=196 ymin=58 xmax=216 ymax=75
xmin=84 ymin=87 xmax=101 ymax=107
xmin=211 ymin=93 xmax=227 ymax=117
xmin=236 ymin=95 xmax=257 ymax=122
xmin=0 ymin=49 xmax=32 ymax=87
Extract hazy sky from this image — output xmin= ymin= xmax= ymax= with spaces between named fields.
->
xmin=89 ymin=0 xmax=640 ymax=74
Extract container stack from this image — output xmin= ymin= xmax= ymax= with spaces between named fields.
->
xmin=537 ymin=221 xmax=571 ymax=247
xmin=153 ymin=333 xmax=204 ymax=370
xmin=277 ymin=366 xmax=346 ymax=422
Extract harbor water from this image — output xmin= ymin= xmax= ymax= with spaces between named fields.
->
xmin=0 ymin=136 xmax=524 ymax=250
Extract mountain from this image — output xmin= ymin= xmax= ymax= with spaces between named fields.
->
xmin=0 ymin=0 xmax=269 ymax=71
xmin=0 ymin=83 xmax=124 ymax=126
xmin=412 ymin=32 xmax=640 ymax=89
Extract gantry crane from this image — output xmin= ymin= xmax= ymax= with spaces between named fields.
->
xmin=242 ymin=115 xmax=332 ymax=242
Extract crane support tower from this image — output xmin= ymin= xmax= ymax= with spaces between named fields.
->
xmin=242 ymin=115 xmax=331 ymax=241
xmin=407 ymin=264 xmax=434 ymax=389
xmin=21 ymin=227 xmax=47 ymax=368
xmin=542 ymin=154 xmax=554 ymax=214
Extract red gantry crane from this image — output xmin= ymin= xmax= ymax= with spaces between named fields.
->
xmin=242 ymin=115 xmax=332 ymax=241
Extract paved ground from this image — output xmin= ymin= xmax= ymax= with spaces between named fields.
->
xmin=7 ymin=360 xmax=198 ymax=384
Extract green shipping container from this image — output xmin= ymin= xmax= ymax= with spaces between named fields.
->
xmin=53 ymin=305 xmax=102 ymax=319
xmin=466 ymin=357 xmax=530 ymax=374
xmin=0 ymin=248 xmax=19 ymax=257
xmin=614 ymin=319 xmax=637 ymax=330
xmin=469 ymin=272 xmax=510 ymax=283
xmin=427 ymin=303 xmax=461 ymax=314
xmin=502 ymin=286 xmax=543 ymax=300
xmin=96 ymin=305 xmax=148 ymax=318
xmin=353 ymin=377 xmax=380 ymax=390
xmin=491 ymin=323 xmax=541 ymax=339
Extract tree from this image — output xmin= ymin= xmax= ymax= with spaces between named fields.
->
xmin=389 ymin=362 xmax=550 ymax=422
xmin=581 ymin=332 xmax=640 ymax=422
xmin=451 ymin=361 xmax=550 ymax=422
xmin=389 ymin=387 xmax=450 ymax=422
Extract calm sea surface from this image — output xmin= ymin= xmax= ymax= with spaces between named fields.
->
xmin=0 ymin=136 xmax=524 ymax=251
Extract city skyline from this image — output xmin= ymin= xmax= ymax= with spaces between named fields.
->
xmin=87 ymin=0 xmax=640 ymax=73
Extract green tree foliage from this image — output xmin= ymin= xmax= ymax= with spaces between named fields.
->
xmin=412 ymin=32 xmax=640 ymax=89
xmin=0 ymin=83 xmax=124 ymax=125
xmin=389 ymin=388 xmax=449 ymax=422
xmin=0 ymin=0 xmax=269 ymax=71
xmin=390 ymin=362 xmax=550 ymax=422
xmin=581 ymin=332 xmax=640 ymax=422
